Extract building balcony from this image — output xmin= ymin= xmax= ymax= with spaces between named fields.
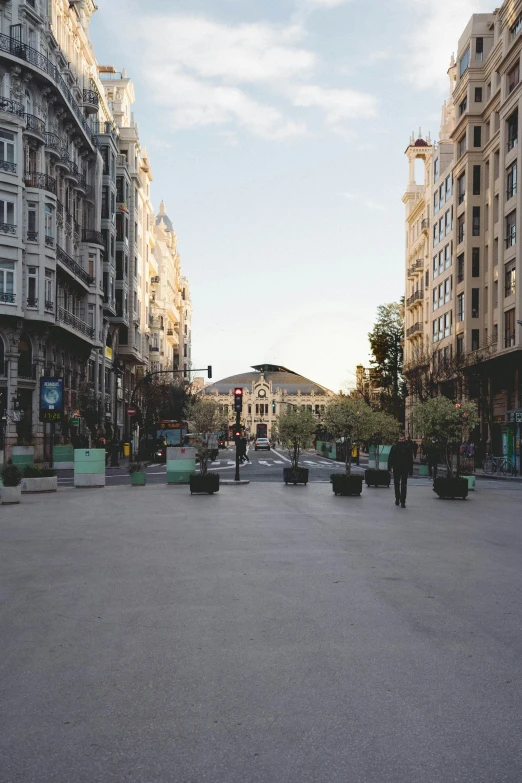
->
xmin=407 ymin=259 xmax=423 ymax=277
xmin=406 ymin=289 xmax=424 ymax=308
xmin=26 ymin=297 xmax=38 ymax=308
xmin=65 ymin=160 xmax=79 ymax=185
xmin=0 ymin=96 xmax=25 ymax=119
xmin=0 ymin=292 xmax=15 ymax=304
xmin=24 ymin=113 xmax=46 ymax=143
xmin=44 ymin=234 xmax=55 ymax=249
xmin=0 ymin=222 xmax=16 ymax=235
xmin=56 ymin=306 xmax=95 ymax=340
xmin=406 ymin=322 xmax=424 ymax=338
xmin=0 ymin=33 xmax=96 ymax=148
xmin=103 ymin=298 xmax=117 ymax=316
xmin=84 ymin=184 xmax=95 ymax=203
xmin=44 ymin=132 xmax=63 ymax=159
xmin=55 ymin=149 xmax=71 ymax=173
xmin=81 ymin=229 xmax=104 ymax=246
xmin=0 ymin=159 xmax=16 ymax=174
xmin=24 ymin=171 xmax=57 ymax=195
xmin=82 ymin=88 xmax=99 ymax=115
xmin=26 ymin=231 xmax=38 ymax=242
xmin=56 ymin=244 xmax=92 ymax=287
xmin=74 ymin=173 xmax=87 ymax=195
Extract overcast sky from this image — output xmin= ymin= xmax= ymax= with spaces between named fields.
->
xmin=91 ymin=0 xmax=493 ymax=392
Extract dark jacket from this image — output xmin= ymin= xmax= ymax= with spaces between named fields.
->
xmin=388 ymin=441 xmax=414 ymax=475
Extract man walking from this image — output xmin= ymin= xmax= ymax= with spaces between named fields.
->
xmin=388 ymin=432 xmax=414 ymax=508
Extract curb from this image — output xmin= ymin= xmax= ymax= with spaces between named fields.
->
xmin=221 ymin=480 xmax=250 ymax=486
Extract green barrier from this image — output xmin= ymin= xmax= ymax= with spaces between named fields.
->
xmin=74 ymin=449 xmax=106 ymax=487
xmin=11 ymin=446 xmax=35 ymax=469
xmin=53 ymin=445 xmax=74 ymax=469
xmin=166 ymin=446 xmax=196 ymax=484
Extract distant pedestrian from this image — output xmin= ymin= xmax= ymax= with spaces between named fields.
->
xmin=412 ymin=440 xmax=418 ymax=459
xmin=240 ymin=436 xmax=250 ymax=463
xmin=119 ymin=439 xmax=125 ymax=458
xmin=427 ymin=441 xmax=439 ymax=479
xmin=388 ymin=432 xmax=414 ymax=508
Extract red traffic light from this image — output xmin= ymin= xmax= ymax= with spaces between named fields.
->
xmin=234 ymin=387 xmax=243 ymax=397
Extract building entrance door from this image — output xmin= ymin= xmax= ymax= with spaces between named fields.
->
xmin=256 ymin=423 xmax=267 ymax=438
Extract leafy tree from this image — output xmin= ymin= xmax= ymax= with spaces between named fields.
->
xmin=412 ymin=397 xmax=478 ymax=478
xmin=368 ymin=301 xmax=405 ymax=422
xmin=184 ymin=397 xmax=221 ymax=475
xmin=366 ymin=410 xmax=400 ymax=470
xmin=140 ymin=376 xmax=194 ymax=432
xmin=77 ymin=383 xmax=103 ymax=440
xmin=323 ymin=396 xmax=372 ymax=474
xmin=276 ymin=406 xmax=316 ymax=469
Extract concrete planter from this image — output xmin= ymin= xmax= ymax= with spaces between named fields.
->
xmin=283 ymin=467 xmax=309 ymax=485
xmin=190 ymin=473 xmax=220 ymax=494
xmin=21 ymin=476 xmax=58 ymax=494
xmin=130 ymin=471 xmax=146 ymax=486
xmin=331 ymin=473 xmax=363 ymax=496
xmin=12 ymin=446 xmax=35 ymax=470
xmin=364 ymin=468 xmax=391 ymax=487
xmin=433 ymin=477 xmax=469 ymax=500
xmin=1 ymin=485 xmax=22 ymax=504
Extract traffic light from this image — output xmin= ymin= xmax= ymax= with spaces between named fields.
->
xmin=234 ymin=429 xmax=241 ymax=439
xmin=208 ymin=365 xmax=212 ymax=379
xmin=234 ymin=387 xmax=243 ymax=412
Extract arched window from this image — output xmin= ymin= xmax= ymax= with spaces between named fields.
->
xmin=18 ymin=333 xmax=33 ymax=379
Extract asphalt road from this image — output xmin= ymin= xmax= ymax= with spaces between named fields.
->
xmin=1 ymin=482 xmax=522 ymax=782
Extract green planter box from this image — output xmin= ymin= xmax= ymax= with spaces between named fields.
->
xmin=53 ymin=445 xmax=74 ymax=470
xmin=74 ymin=449 xmax=106 ymax=488
xmin=167 ymin=446 xmax=196 ymax=484
xmin=12 ymin=446 xmax=34 ymax=470
xmin=130 ymin=471 xmax=146 ymax=486
xmin=419 ymin=464 xmax=430 ymax=476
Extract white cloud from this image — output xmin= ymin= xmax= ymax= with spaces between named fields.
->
xmin=401 ymin=0 xmax=493 ymax=91
xmin=119 ymin=11 xmax=376 ymax=140
xmin=293 ymin=85 xmax=378 ymax=129
xmin=341 ymin=192 xmax=386 ymax=212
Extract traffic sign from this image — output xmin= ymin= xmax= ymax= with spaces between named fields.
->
xmin=127 ymin=406 xmax=137 ymax=417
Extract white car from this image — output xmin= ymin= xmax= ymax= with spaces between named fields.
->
xmin=255 ymin=438 xmax=271 ymax=451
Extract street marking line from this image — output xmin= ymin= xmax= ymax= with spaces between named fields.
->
xmin=271 ymin=448 xmax=292 ymax=463
xmin=273 ymin=460 xmax=284 ymax=464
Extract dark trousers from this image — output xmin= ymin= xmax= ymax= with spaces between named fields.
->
xmin=393 ymin=471 xmax=408 ymax=504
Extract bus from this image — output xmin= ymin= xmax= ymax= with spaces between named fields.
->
xmin=144 ymin=420 xmax=189 ymax=462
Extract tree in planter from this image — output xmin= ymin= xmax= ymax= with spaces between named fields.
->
xmin=412 ymin=397 xmax=478 ymax=478
xmin=185 ymin=397 xmax=221 ymax=476
xmin=276 ymin=406 xmax=316 ymax=469
xmin=366 ymin=410 xmax=400 ymax=470
xmin=323 ymin=396 xmax=372 ymax=474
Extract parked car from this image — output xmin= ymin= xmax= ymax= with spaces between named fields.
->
xmin=255 ymin=437 xmax=271 ymax=451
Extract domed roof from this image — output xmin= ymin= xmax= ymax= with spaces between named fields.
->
xmin=155 ymin=200 xmax=173 ymax=231
xmin=202 ymin=365 xmax=333 ymax=396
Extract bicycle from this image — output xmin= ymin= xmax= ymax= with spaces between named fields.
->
xmin=482 ymin=456 xmax=515 ymax=475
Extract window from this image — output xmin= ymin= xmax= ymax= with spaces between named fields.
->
xmin=472 ymin=248 xmax=480 ymax=277
xmin=439 ymin=183 xmax=445 ymax=206
xmin=27 ymin=266 xmax=37 ymax=306
xmin=472 ymin=165 xmax=481 ymax=195
xmin=473 ymin=126 xmax=482 ymax=147
xmin=27 ymin=202 xmax=37 ymax=240
xmin=472 ymin=206 xmax=480 ymax=236
xmin=445 ymin=243 xmax=451 ymax=269
xmin=433 ymin=222 xmax=438 ymax=247
xmin=505 ymin=308 xmax=516 ymax=347
xmin=116 ymin=213 xmax=124 ymax=241
xmin=432 ymin=287 xmax=438 ymax=312
xmin=457 ymin=292 xmax=465 ymax=322
xmin=0 ymin=197 xmax=15 ymax=232
xmin=472 ymin=329 xmax=480 ymax=351
xmin=445 ymin=210 xmax=451 ymax=235
xmin=476 ymin=37 xmax=483 ymax=61
xmin=0 ymin=129 xmax=16 ymax=173
xmin=471 ymin=288 xmax=479 ymax=317
xmin=0 ymin=260 xmax=15 ymax=303
xmin=457 ymin=214 xmax=465 ymax=244
xmin=507 ymin=162 xmax=517 ymax=199
xmin=101 ymin=146 xmax=109 ymax=176
xmin=512 ymin=13 xmax=522 ymax=38
xmin=460 ymin=97 xmax=467 ymax=115
xmin=439 ymin=217 xmax=444 ymax=240
xmin=101 ymin=186 xmax=109 ymax=219
xmin=458 ymin=134 xmax=467 ymax=157
xmin=456 ymin=334 xmax=464 ymax=356
xmin=116 ymin=176 xmax=124 ymax=203
xmin=460 ymin=45 xmax=470 ymax=77
xmin=445 ymin=175 xmax=451 ymax=200
xmin=475 ymin=86 xmax=483 ymax=102
xmin=44 ymin=269 xmax=53 ymax=309
xmin=444 ymin=311 xmax=452 ymax=337
xmin=508 ymin=62 xmax=520 ymax=93
xmin=44 ymin=204 xmax=53 ymax=241
xmin=458 ymin=173 xmax=466 ymax=204
xmin=507 ymin=109 xmax=518 ymax=151
xmin=457 ymin=253 xmax=464 ymax=283
xmin=433 ymin=255 xmax=438 ymax=280
xmin=505 ymin=263 xmax=516 ymax=296
xmin=438 ymin=282 xmax=444 ymax=308
xmin=494 ymin=279 xmax=498 ymax=307
xmin=444 ymin=276 xmax=452 ymax=303
xmin=432 ymin=319 xmax=438 ymax=343
xmin=434 ymin=158 xmax=439 ymax=179
xmin=505 ymin=210 xmax=516 ymax=247
xmin=433 ymin=191 xmax=439 ymax=215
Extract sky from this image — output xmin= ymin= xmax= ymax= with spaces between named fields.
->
xmin=90 ymin=0 xmax=493 ymax=393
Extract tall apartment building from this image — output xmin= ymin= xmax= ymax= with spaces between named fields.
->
xmin=0 ymin=0 xmax=193 ymax=459
xmin=404 ymin=1 xmax=522 ymax=466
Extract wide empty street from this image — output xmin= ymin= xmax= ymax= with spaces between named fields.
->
xmin=1 ymin=482 xmax=522 ymax=783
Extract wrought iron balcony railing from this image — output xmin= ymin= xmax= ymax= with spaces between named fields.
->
xmin=44 ymin=300 xmax=54 ymax=311
xmin=24 ymin=171 xmax=57 ymax=195
xmin=56 ymin=306 xmax=95 ymax=339
xmin=27 ymin=231 xmax=38 ymax=242
xmin=45 ymin=235 xmax=54 ymax=248
xmin=0 ymin=292 xmax=15 ymax=303
xmin=406 ymin=322 xmax=423 ymax=338
xmin=0 ymin=222 xmax=16 ymax=235
xmin=82 ymin=229 xmax=104 ymax=245
xmin=26 ymin=297 xmax=38 ymax=307
xmin=0 ymin=159 xmax=16 ymax=173
xmin=0 ymin=34 xmax=96 ymax=147
xmin=0 ymin=96 xmax=25 ymax=117
xmin=56 ymin=244 xmax=92 ymax=286
xmin=24 ymin=112 xmax=45 ymax=139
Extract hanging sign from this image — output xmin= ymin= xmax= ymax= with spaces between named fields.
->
xmin=39 ymin=377 xmax=64 ymax=422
